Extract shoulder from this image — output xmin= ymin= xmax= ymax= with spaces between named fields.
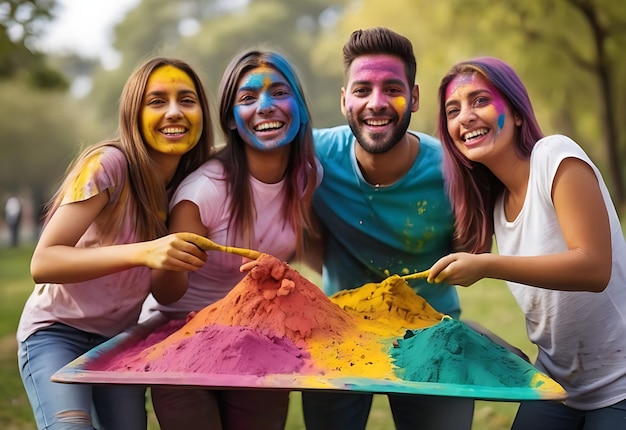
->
xmin=97 ymin=145 xmax=129 ymax=175
xmin=173 ymin=159 xmax=226 ymax=204
xmin=414 ymin=132 xmax=442 ymax=151
xmin=532 ymin=134 xmax=590 ymax=166
xmin=78 ymin=144 xmax=129 ymax=182
xmin=313 ymin=125 xmax=353 ymax=158
xmin=413 ymin=131 xmax=444 ymax=162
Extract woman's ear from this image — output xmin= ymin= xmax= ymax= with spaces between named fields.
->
xmin=514 ymin=112 xmax=522 ymax=126
xmin=228 ymin=117 xmax=237 ymax=130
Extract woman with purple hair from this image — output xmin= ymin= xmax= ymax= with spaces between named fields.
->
xmin=144 ymin=49 xmax=319 ymax=429
xmin=427 ymin=57 xmax=626 ymax=429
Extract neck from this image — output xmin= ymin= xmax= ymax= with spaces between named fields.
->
xmin=149 ymin=150 xmax=182 ymax=185
xmin=246 ymin=145 xmax=291 ymax=184
xmin=356 ymin=133 xmax=418 ymax=186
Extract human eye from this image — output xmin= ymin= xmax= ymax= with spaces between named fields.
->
xmin=273 ymin=86 xmax=291 ymax=98
xmin=445 ymin=105 xmax=460 ymax=119
xmin=473 ymin=95 xmax=491 ymax=107
xmin=352 ymin=87 xmax=370 ymax=96
xmin=146 ymin=97 xmax=165 ymax=106
xmin=386 ymin=85 xmax=404 ymax=95
xmin=180 ymin=95 xmax=198 ymax=105
xmin=236 ymin=92 xmax=257 ymax=105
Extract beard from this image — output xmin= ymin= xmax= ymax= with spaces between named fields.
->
xmin=346 ymin=106 xmax=412 ymax=154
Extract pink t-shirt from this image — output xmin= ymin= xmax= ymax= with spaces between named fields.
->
xmin=17 ymin=147 xmax=151 ymax=342
xmin=143 ymin=159 xmax=297 ymax=317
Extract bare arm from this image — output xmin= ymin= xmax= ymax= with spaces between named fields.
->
xmin=151 ymin=200 xmax=208 ymax=305
xmin=429 ymin=158 xmax=612 ymax=292
xmin=30 ymin=192 xmax=207 ymax=284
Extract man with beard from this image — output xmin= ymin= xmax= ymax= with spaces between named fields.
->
xmin=302 ymin=27 xmax=474 ymax=430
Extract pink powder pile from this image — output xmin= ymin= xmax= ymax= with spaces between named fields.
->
xmin=103 ymin=324 xmax=310 ymax=375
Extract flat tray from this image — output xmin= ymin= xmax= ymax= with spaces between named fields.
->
xmin=52 ymin=314 xmax=567 ymax=402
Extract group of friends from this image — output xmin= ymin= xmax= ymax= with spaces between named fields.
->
xmin=16 ymin=26 xmax=626 ymax=430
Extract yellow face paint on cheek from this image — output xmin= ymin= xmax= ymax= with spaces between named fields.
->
xmin=391 ymin=96 xmax=407 ymax=116
xmin=141 ymin=65 xmax=203 ymax=155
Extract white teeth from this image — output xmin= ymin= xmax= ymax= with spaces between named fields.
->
xmin=161 ymin=127 xmax=186 ymax=134
xmin=463 ymin=128 xmax=488 ymax=141
xmin=366 ymin=119 xmax=391 ymax=126
xmin=255 ymin=121 xmax=283 ymax=131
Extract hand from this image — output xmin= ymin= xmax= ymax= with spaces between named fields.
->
xmin=428 ymin=252 xmax=486 ymax=287
xmin=139 ymin=232 xmax=208 ymax=271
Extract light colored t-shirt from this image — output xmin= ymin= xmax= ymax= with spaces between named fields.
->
xmin=494 ymin=134 xmax=626 ymax=409
xmin=312 ymin=125 xmax=460 ymax=317
xmin=17 ymin=146 xmax=150 ymax=342
xmin=142 ymin=159 xmax=298 ymax=317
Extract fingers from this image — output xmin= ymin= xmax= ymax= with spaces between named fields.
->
xmin=145 ymin=234 xmax=208 ymax=271
xmin=240 ymin=259 xmax=260 ymax=273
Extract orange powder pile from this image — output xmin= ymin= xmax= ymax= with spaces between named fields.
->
xmin=98 ymin=254 xmax=442 ymax=380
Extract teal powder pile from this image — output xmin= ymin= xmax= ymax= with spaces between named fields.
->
xmin=390 ymin=318 xmax=535 ymax=387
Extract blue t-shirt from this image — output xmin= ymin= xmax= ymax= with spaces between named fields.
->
xmin=313 ymin=125 xmax=460 ymax=317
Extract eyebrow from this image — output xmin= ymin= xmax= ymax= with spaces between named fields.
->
xmin=445 ymin=88 xmax=490 ymax=107
xmin=145 ymin=88 xmax=198 ymax=98
xmin=349 ymin=78 xmax=407 ymax=87
xmin=237 ymin=81 xmax=289 ymax=93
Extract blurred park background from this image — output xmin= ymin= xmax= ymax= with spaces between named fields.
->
xmin=1 ymin=0 xmax=625 ymax=428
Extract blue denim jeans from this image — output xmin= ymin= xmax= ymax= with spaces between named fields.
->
xmin=512 ymin=398 xmax=626 ymax=430
xmin=18 ymin=323 xmax=147 ymax=430
xmin=302 ymin=391 xmax=474 ymax=430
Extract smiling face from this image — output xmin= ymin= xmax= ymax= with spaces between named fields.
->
xmin=232 ymin=65 xmax=300 ymax=151
xmin=341 ymin=54 xmax=419 ymax=154
xmin=444 ymin=72 xmax=520 ymax=163
xmin=141 ymin=65 xmax=203 ymax=156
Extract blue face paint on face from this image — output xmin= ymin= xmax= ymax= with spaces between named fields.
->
xmin=495 ymin=113 xmax=506 ymax=139
xmin=233 ymin=66 xmax=301 ymax=151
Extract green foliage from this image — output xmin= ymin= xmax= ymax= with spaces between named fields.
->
xmin=0 ymin=0 xmax=68 ymax=89
xmin=0 ymin=80 xmax=103 ymax=199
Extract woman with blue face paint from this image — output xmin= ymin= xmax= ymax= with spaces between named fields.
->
xmin=428 ymin=57 xmax=626 ymax=429
xmin=145 ymin=49 xmax=319 ymax=429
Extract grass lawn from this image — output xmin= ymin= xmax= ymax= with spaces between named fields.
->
xmin=1 ymin=245 xmax=536 ymax=429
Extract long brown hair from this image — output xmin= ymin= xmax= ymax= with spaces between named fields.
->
xmin=436 ymin=57 xmax=544 ymax=253
xmin=216 ymin=49 xmax=318 ymax=257
xmin=44 ymin=57 xmax=215 ymax=241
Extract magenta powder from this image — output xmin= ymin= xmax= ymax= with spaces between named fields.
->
xmin=102 ymin=323 xmax=309 ymax=376
xmin=391 ymin=318 xmax=534 ymax=387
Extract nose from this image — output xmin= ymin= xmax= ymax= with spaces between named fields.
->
xmin=257 ymin=93 xmax=276 ymax=114
xmin=165 ymin=102 xmax=184 ymax=120
xmin=366 ymin=88 xmax=387 ymax=111
xmin=458 ymin=107 xmax=476 ymax=125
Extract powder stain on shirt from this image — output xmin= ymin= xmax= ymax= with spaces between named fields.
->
xmin=68 ymin=152 xmax=103 ymax=202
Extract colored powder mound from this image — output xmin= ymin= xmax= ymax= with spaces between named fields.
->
xmin=330 ymin=275 xmax=444 ymax=334
xmin=161 ymin=253 xmax=356 ymax=350
xmin=146 ymin=324 xmax=308 ymax=375
xmin=307 ymin=274 xmax=446 ymax=379
xmin=88 ymin=254 xmax=561 ymax=394
xmin=94 ymin=319 xmax=186 ymax=371
xmin=391 ymin=317 xmax=535 ymax=386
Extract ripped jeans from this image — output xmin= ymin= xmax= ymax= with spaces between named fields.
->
xmin=18 ymin=323 xmax=147 ymax=430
